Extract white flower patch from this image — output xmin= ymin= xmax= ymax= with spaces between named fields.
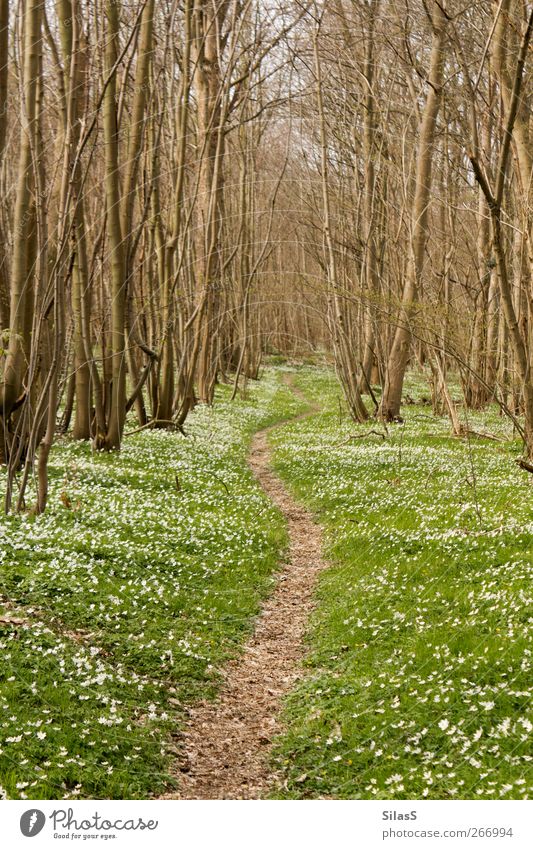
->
xmin=0 ymin=368 xmax=302 ymax=799
xmin=268 ymin=369 xmax=533 ymax=800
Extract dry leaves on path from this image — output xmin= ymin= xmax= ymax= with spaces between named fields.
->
xmin=164 ymin=383 xmax=326 ymax=799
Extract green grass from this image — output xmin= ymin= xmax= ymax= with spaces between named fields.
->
xmin=2 ymin=363 xmax=531 ymax=801
xmin=268 ymin=367 xmax=533 ymax=800
xmin=0 ymin=369 xmax=306 ymax=800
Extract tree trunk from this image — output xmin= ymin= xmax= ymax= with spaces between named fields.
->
xmin=103 ymin=0 xmax=127 ymax=449
xmin=379 ymin=1 xmax=447 ymax=421
xmin=0 ymin=0 xmax=41 ymax=428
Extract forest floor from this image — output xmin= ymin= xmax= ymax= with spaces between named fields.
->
xmin=0 ymin=364 xmax=532 ymax=800
xmin=0 ymin=370 xmax=306 ymax=799
xmin=164 ymin=376 xmax=326 ymax=798
xmin=268 ymin=369 xmax=532 ymax=800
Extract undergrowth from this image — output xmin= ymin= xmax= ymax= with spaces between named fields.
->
xmin=269 ymin=368 xmax=532 ymax=800
xmin=0 ymin=370 xmax=304 ymax=799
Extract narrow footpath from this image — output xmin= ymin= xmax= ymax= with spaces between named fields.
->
xmin=166 ymin=378 xmax=327 ymax=799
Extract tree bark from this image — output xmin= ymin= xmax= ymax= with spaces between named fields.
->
xmin=379 ymin=1 xmax=447 ymax=421
xmin=103 ymin=0 xmax=127 ymax=449
xmin=0 ymin=0 xmax=42 ymax=423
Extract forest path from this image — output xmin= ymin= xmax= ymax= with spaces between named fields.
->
xmin=165 ymin=375 xmax=326 ymax=799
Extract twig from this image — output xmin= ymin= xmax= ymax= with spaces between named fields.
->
xmin=338 ymin=430 xmax=387 ymax=445
xmin=124 ymin=420 xmax=186 ymax=437
xmin=459 ymin=429 xmax=504 ymax=443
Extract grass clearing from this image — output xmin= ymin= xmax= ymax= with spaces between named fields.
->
xmin=0 ymin=370 xmax=305 ymax=800
xmin=269 ymin=367 xmax=532 ymax=799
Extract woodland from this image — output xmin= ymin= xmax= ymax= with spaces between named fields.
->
xmin=0 ymin=0 xmax=532 ymax=801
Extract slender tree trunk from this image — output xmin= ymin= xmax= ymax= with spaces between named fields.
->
xmin=57 ymin=0 xmax=93 ymax=440
xmin=103 ymin=0 xmax=127 ymax=449
xmin=193 ymin=0 xmax=227 ymax=405
xmin=121 ymin=0 xmax=155 ymax=426
xmin=0 ymin=0 xmax=9 ymax=328
xmin=314 ymin=19 xmax=368 ymax=422
xmin=379 ymin=1 xmax=447 ymax=421
xmin=0 ymin=0 xmax=42 ymax=435
xmin=156 ymin=0 xmax=192 ymax=424
xmin=360 ymin=0 xmax=380 ymax=392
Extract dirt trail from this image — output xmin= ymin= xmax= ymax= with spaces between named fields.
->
xmin=165 ymin=376 xmax=326 ymax=799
